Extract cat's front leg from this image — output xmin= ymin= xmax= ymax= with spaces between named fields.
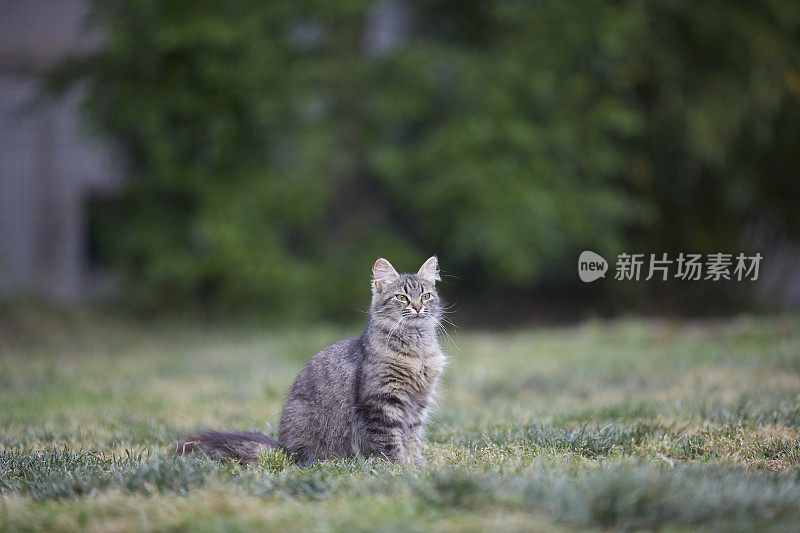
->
xmin=404 ymin=421 xmax=425 ymax=465
xmin=358 ymin=400 xmax=407 ymax=463
xmin=366 ymin=424 xmax=406 ymax=463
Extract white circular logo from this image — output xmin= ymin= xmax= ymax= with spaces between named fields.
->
xmin=578 ymin=251 xmax=608 ymax=282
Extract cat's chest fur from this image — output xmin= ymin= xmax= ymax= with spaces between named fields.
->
xmin=367 ymin=333 xmax=446 ymax=404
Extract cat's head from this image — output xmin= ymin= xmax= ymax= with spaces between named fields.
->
xmin=370 ymin=256 xmax=442 ymax=326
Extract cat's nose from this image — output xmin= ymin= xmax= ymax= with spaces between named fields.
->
xmin=410 ymin=302 xmax=422 ymax=312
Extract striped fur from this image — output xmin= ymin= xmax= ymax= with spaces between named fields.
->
xmin=175 ymin=257 xmax=447 ymax=466
xmin=173 ymin=431 xmax=281 ymax=464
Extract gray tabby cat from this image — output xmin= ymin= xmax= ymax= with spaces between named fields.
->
xmin=175 ymin=256 xmax=447 ymax=466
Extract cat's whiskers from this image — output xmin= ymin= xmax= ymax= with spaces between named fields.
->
xmin=433 ymin=317 xmax=460 ymax=351
xmin=438 ymin=315 xmax=458 ymax=329
xmin=385 ymin=316 xmax=406 ymax=346
xmin=439 ymin=301 xmax=460 ymax=311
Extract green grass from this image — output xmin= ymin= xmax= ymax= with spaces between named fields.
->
xmin=1 ymin=313 xmax=799 ymax=531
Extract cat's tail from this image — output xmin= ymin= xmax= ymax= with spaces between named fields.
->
xmin=172 ymin=430 xmax=282 ymax=464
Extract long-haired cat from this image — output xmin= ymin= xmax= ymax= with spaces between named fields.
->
xmin=174 ymin=256 xmax=447 ymax=465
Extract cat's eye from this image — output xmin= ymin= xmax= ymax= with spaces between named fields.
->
xmin=421 ymin=292 xmax=432 ymax=301
xmin=395 ymin=294 xmax=408 ymax=302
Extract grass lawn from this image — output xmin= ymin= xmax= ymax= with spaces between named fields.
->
xmin=1 ymin=312 xmax=799 ymax=531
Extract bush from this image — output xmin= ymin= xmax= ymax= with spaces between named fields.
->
xmin=54 ymin=0 xmax=800 ymax=316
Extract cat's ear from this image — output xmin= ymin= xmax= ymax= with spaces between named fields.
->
xmin=417 ymin=256 xmax=441 ymax=284
xmin=372 ymin=258 xmax=399 ymax=292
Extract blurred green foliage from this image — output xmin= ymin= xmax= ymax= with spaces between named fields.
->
xmin=56 ymin=0 xmax=800 ymax=316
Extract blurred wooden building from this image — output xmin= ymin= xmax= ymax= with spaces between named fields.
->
xmin=0 ymin=0 xmax=121 ymax=303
